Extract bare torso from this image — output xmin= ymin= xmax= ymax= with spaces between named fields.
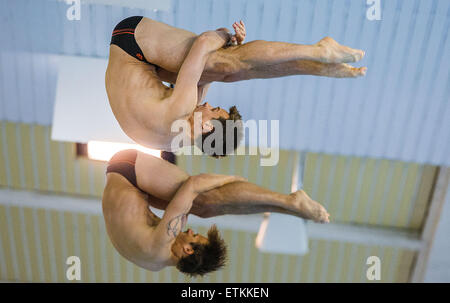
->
xmin=105 ymin=18 xmax=240 ymax=150
xmin=105 ymin=18 xmax=204 ymax=150
xmin=105 ymin=44 xmax=176 ymax=150
xmin=102 ymin=173 xmax=172 ymax=271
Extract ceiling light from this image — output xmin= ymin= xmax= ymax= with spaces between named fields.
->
xmin=87 ymin=140 xmax=161 ymax=161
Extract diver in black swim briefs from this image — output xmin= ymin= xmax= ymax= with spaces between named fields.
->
xmin=105 ymin=16 xmax=366 ymax=155
xmin=102 ymin=149 xmax=329 ymax=276
xmin=110 ymin=16 xmax=157 ymax=68
xmin=106 ymin=149 xmax=139 ymax=189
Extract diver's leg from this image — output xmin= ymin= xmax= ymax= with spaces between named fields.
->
xmin=193 ymin=183 xmax=330 ymax=223
xmin=135 ymin=151 xmax=329 ymax=222
xmin=156 ymin=39 xmax=366 ymax=84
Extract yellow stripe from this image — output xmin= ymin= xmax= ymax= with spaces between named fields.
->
xmin=303 ymin=153 xmax=317 ymax=196
xmin=77 ymin=158 xmax=91 ymax=195
xmin=49 ymin=136 xmax=63 ymax=192
xmin=409 ymin=165 xmax=437 ymax=229
xmin=247 ymin=154 xmax=261 ymax=184
xmin=220 ymin=229 xmax=232 ymax=282
xmin=381 ymin=246 xmax=394 ymax=282
xmin=354 ymin=158 xmax=376 ymax=221
xmin=317 ymin=155 xmax=332 ymax=205
xmin=0 ymin=122 xmax=7 ymax=186
xmin=286 ymin=255 xmax=297 ymax=282
xmin=5 ymin=123 xmax=21 ymax=188
xmin=133 ymin=265 xmax=141 ymax=283
xmin=33 ymin=125 xmax=50 ymax=191
xmin=313 ymin=240 xmax=328 ymax=282
xmin=93 ymin=160 xmax=107 ymax=197
xmin=300 ymin=240 xmax=315 ymax=282
xmin=49 ymin=210 xmax=64 ymax=281
xmin=274 ymin=150 xmax=290 ymax=193
xmin=76 ymin=214 xmax=90 ymax=282
xmin=234 ymin=231 xmax=245 ymax=282
xmin=327 ymin=156 xmax=346 ymax=217
xmin=338 ymin=243 xmax=353 ymax=282
xmin=36 ymin=209 xmax=52 ymax=282
xmin=341 ymin=158 xmax=362 ymax=222
xmin=0 ymin=206 xmax=14 ymax=280
xmin=325 ymin=241 xmax=340 ymax=283
xmin=119 ymin=254 xmax=128 ymax=282
xmin=90 ymin=215 xmax=103 ymax=282
xmin=257 ymin=252 xmax=268 ymax=283
xmin=176 ymin=153 xmax=187 ymax=171
xmin=19 ymin=124 xmax=35 ymax=189
xmin=104 ymin=232 xmax=117 ymax=283
xmin=23 ymin=208 xmax=40 ymax=281
xmin=396 ymin=164 xmax=419 ymax=227
xmin=349 ymin=244 xmax=365 ymax=282
xmin=9 ymin=207 xmax=28 ymax=280
xmin=232 ymin=154 xmax=246 ymax=178
xmin=395 ymin=249 xmax=415 ymax=282
xmin=63 ymin=142 xmax=76 ymax=194
xmin=382 ymin=161 xmax=405 ymax=225
xmin=191 ymin=154 xmax=203 ymax=175
xmin=366 ymin=160 xmax=390 ymax=224
xmin=63 ymin=212 xmax=75 ymax=261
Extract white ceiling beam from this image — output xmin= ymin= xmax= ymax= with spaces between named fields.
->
xmin=255 ymin=152 xmax=309 ymax=255
xmin=306 ymin=221 xmax=422 ymax=251
xmin=410 ymin=167 xmax=450 ymax=282
xmin=0 ymin=187 xmax=424 ymax=250
xmin=0 ymin=187 xmax=264 ymax=232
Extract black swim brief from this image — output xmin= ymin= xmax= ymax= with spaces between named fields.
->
xmin=106 ymin=149 xmax=140 ymax=189
xmin=110 ymin=16 xmax=150 ymax=64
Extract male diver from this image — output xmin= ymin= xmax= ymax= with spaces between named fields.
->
xmin=105 ymin=17 xmax=366 ymax=156
xmin=102 ymin=149 xmax=330 ymax=276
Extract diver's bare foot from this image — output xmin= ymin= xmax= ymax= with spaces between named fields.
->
xmin=316 ymin=37 xmax=365 ymax=64
xmin=326 ymin=63 xmax=367 ymax=78
xmin=289 ymin=190 xmax=330 ymax=223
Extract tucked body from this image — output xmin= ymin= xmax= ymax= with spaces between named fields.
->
xmin=105 ymin=17 xmax=366 ymax=155
xmin=102 ymin=150 xmax=330 ymax=276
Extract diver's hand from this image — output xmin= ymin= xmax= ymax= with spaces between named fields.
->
xmin=231 ymin=20 xmax=246 ymax=45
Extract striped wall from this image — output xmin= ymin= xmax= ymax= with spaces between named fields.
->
xmin=0 ymin=122 xmax=106 ymax=196
xmin=0 ymin=121 xmax=432 ymax=282
xmin=176 ymin=144 xmax=437 ymax=231
xmin=302 ymin=154 xmax=436 ymax=230
xmin=0 ymin=205 xmax=415 ymax=283
xmin=177 ymin=148 xmax=297 ymax=195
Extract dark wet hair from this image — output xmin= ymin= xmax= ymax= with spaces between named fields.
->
xmin=176 ymin=225 xmax=227 ymax=277
xmin=196 ymin=106 xmax=243 ymax=158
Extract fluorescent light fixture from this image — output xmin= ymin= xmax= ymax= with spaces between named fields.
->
xmin=87 ymin=140 xmax=161 ymax=161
